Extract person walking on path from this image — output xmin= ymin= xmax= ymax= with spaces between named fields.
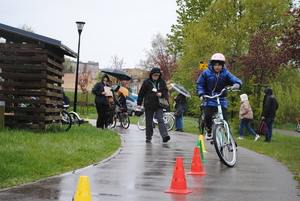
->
xmin=262 ymin=88 xmax=279 ymax=143
xmin=92 ymin=74 xmax=111 ymax=130
xmin=238 ymin=94 xmax=260 ymax=141
xmin=196 ymin=53 xmax=242 ymax=140
xmin=137 ymin=67 xmax=170 ymax=143
xmin=174 ymin=93 xmax=187 ymax=132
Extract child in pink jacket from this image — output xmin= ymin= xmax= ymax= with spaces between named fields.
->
xmin=238 ymin=94 xmax=260 ymax=141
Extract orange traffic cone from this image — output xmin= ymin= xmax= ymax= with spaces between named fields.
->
xmin=188 ymin=147 xmax=207 ymax=175
xmin=164 ymin=157 xmax=193 ymax=194
xmin=74 ymin=176 xmax=92 ymax=201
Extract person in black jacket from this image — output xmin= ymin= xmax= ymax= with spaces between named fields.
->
xmin=261 ymin=88 xmax=279 ymax=143
xmin=92 ymin=74 xmax=110 ymax=129
xmin=174 ymin=93 xmax=187 ymax=132
xmin=137 ymin=67 xmax=170 ymax=143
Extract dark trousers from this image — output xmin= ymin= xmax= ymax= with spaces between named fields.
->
xmin=204 ymin=106 xmax=227 ymax=131
xmin=145 ymin=108 xmax=168 ymax=140
xmin=96 ymin=103 xmax=108 ymax=129
xmin=264 ymin=117 xmax=275 ymax=142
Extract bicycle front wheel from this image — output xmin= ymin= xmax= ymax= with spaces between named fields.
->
xmin=137 ymin=114 xmax=146 ymax=131
xmin=121 ymin=113 xmax=130 ymax=129
xmin=61 ymin=110 xmax=72 ymax=131
xmin=163 ymin=113 xmax=174 ymax=131
xmin=109 ymin=113 xmax=117 ymax=129
xmin=213 ymin=124 xmax=237 ymax=167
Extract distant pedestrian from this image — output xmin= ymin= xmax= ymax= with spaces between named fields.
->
xmin=261 ymin=88 xmax=278 ymax=143
xmin=238 ymin=94 xmax=260 ymax=141
xmin=174 ymin=93 xmax=187 ymax=132
xmin=92 ymin=74 xmax=111 ymax=130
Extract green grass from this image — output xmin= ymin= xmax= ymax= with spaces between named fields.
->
xmin=0 ymin=124 xmax=121 ymax=189
xmin=1 ymin=111 xmax=299 ymax=190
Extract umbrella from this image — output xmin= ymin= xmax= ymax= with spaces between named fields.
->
xmin=118 ymin=87 xmax=128 ymax=97
xmin=170 ymin=83 xmax=191 ymax=98
xmin=101 ymin=68 xmax=132 ymax=80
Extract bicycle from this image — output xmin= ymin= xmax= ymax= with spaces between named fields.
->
xmin=109 ymin=110 xmax=130 ymax=129
xmin=61 ymin=104 xmax=72 ymax=131
xmin=61 ymin=104 xmax=84 ymax=131
xmin=137 ymin=110 xmax=175 ymax=131
xmin=297 ymin=117 xmax=300 ymax=132
xmin=202 ymin=87 xmax=238 ymax=167
xmin=106 ymin=87 xmax=130 ymax=129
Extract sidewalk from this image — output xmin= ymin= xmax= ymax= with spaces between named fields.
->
xmin=0 ymin=120 xmax=299 ymax=201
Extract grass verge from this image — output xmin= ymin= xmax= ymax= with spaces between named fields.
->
xmin=0 ymin=124 xmax=121 ymax=189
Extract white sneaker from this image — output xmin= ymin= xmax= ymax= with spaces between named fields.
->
xmin=237 ymin=137 xmax=244 ymax=139
xmin=254 ymin=134 xmax=260 ymax=141
xmin=205 ymin=132 xmax=213 ymax=140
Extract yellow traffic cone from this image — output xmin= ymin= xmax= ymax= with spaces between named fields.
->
xmin=74 ymin=176 xmax=92 ymax=201
xmin=200 ymin=135 xmax=207 ymax=153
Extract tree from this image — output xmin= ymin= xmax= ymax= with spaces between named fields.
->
xmin=109 ymin=54 xmax=125 ymax=69
xmin=167 ymin=0 xmax=214 ymax=54
xmin=18 ymin=24 xmax=35 ymax=33
xmin=278 ymin=8 xmax=300 ymax=69
xmin=139 ymin=33 xmax=177 ymax=81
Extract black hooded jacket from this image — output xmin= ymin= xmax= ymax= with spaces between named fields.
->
xmin=137 ymin=68 xmax=168 ymax=110
xmin=92 ymin=74 xmax=110 ymax=105
xmin=262 ymin=88 xmax=278 ymax=118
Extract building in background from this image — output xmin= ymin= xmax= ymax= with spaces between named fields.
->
xmin=70 ymin=60 xmax=100 ymax=79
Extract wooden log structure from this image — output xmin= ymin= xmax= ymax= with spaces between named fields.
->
xmin=0 ymin=23 xmax=77 ymax=131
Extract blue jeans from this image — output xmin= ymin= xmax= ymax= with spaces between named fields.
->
xmin=175 ymin=109 xmax=184 ymax=129
xmin=239 ymin=118 xmax=256 ymax=137
xmin=264 ymin=117 xmax=275 ymax=142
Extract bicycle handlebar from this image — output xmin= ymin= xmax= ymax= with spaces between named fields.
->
xmin=203 ymin=87 xmax=240 ymax=99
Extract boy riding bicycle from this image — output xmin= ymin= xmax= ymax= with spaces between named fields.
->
xmin=196 ymin=53 xmax=242 ymax=140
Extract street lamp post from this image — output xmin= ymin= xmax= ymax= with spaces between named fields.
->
xmin=74 ymin=21 xmax=85 ymax=113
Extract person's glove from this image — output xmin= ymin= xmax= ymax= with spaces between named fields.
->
xmin=231 ymin=84 xmax=240 ymax=90
xmin=199 ymin=95 xmax=205 ymax=102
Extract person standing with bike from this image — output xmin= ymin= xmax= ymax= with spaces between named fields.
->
xmin=261 ymin=88 xmax=278 ymax=143
xmin=196 ymin=53 xmax=242 ymax=140
xmin=137 ymin=67 xmax=171 ymax=143
xmin=92 ymin=74 xmax=111 ymax=130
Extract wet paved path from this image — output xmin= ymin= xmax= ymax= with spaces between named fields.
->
xmin=0 ymin=120 xmax=299 ymax=201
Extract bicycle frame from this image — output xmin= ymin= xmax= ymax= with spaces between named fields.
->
xmin=203 ymin=87 xmax=238 ymax=167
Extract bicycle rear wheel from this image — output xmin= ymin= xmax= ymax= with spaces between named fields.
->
xmin=213 ymin=124 xmax=237 ymax=167
xmin=163 ymin=113 xmax=174 ymax=131
xmin=121 ymin=113 xmax=130 ymax=129
xmin=61 ymin=110 xmax=72 ymax=131
xmin=69 ymin=111 xmax=82 ymax=127
xmin=137 ymin=114 xmax=146 ymax=131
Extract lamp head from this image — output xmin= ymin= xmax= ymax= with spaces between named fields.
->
xmin=76 ymin=21 xmax=85 ymax=34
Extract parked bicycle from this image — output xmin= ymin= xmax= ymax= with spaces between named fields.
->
xmin=61 ymin=104 xmax=84 ymax=131
xmin=202 ymin=87 xmax=238 ymax=167
xmin=137 ymin=110 xmax=175 ymax=131
xmin=297 ymin=117 xmax=300 ymax=132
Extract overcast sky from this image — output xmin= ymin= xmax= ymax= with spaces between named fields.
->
xmin=1 ymin=0 xmax=179 ymax=69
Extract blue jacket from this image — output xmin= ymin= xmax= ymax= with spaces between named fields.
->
xmin=196 ymin=62 xmax=242 ymax=108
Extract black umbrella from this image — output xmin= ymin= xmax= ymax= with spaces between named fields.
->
xmin=101 ymin=68 xmax=132 ymax=80
xmin=170 ymin=83 xmax=191 ymax=98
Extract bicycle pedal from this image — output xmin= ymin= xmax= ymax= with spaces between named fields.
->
xmin=210 ymin=141 xmax=214 ymax=145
